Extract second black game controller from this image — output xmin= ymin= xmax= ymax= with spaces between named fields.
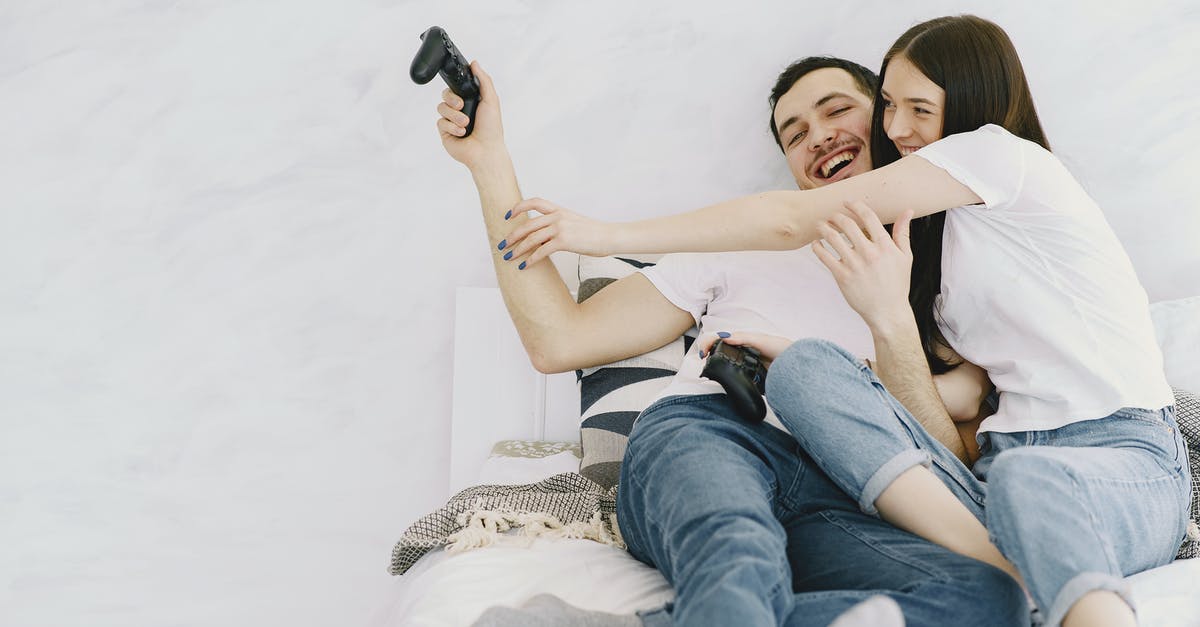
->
xmin=701 ymin=339 xmax=769 ymax=423
xmin=410 ymin=26 xmax=480 ymax=136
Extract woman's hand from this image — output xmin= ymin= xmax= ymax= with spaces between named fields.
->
xmin=500 ymin=197 xmax=618 ymax=267
xmin=813 ymin=200 xmax=914 ymax=330
xmin=437 ymin=61 xmax=507 ymax=169
xmin=695 ymin=331 xmax=795 ymax=371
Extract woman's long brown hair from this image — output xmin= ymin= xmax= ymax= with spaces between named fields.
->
xmin=869 ymin=15 xmax=1050 ymax=373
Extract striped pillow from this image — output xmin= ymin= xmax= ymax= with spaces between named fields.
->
xmin=576 ymin=255 xmax=694 ymax=489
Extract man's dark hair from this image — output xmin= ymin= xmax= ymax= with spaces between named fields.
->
xmin=768 ymin=56 xmax=879 ymax=151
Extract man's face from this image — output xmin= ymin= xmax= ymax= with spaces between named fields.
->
xmin=772 ymin=68 xmax=873 ymax=190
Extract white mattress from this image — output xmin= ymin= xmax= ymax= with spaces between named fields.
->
xmin=376 ymin=457 xmax=1200 ymax=627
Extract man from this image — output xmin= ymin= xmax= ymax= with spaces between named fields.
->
xmin=433 ymin=56 xmax=1026 ymax=626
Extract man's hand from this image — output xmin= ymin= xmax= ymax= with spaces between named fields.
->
xmin=812 ymin=200 xmax=913 ymax=332
xmin=437 ymin=61 xmax=506 ymax=169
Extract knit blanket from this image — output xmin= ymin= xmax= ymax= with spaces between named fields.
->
xmin=389 ymin=472 xmax=620 ymax=576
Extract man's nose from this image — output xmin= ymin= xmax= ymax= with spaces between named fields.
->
xmin=808 ymin=123 xmax=835 ymax=151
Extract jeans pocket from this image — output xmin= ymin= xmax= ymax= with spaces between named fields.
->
xmin=1114 ymin=407 xmax=1186 ymax=475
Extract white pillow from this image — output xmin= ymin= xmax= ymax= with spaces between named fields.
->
xmin=1151 ymin=296 xmax=1200 ymax=394
xmin=478 ymin=451 xmax=583 ymax=486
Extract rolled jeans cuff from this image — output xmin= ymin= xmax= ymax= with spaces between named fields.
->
xmin=1045 ymin=572 xmax=1134 ymax=627
xmin=859 ymin=449 xmax=932 ymax=516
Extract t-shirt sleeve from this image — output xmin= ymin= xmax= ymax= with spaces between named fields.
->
xmin=913 ymin=124 xmax=1028 ymax=211
xmin=637 ymin=253 xmax=718 ymax=327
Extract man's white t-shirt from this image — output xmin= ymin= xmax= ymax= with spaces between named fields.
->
xmin=638 ymin=246 xmax=875 ymax=430
xmin=916 ymin=124 xmax=1173 ymax=434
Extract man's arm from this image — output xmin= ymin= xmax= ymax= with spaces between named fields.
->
xmin=809 ymin=202 xmax=987 ymax=463
xmin=439 ymin=63 xmax=694 ymax=373
xmin=935 ymin=357 xmax=994 ymax=464
xmin=869 ymin=317 xmax=982 ymax=464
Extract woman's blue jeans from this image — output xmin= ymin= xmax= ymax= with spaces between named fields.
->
xmin=764 ymin=338 xmax=1192 ymax=627
xmin=616 ymin=393 xmax=1029 ymax=627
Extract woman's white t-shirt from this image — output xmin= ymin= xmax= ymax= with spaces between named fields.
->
xmin=915 ymin=124 xmax=1173 ymax=434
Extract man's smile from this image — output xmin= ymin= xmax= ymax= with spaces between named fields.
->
xmin=813 ymin=146 xmax=862 ymax=182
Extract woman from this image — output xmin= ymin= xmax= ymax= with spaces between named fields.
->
xmin=492 ymin=15 xmax=1191 ymax=627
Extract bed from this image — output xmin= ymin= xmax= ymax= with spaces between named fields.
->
xmin=373 ymin=255 xmax=1200 ymax=627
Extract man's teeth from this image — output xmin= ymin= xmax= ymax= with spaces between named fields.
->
xmin=820 ymin=151 xmax=856 ymax=178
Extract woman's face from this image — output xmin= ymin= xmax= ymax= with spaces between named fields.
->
xmin=881 ymin=55 xmax=945 ymax=156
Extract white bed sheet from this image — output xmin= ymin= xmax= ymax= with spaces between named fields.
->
xmin=378 ymin=456 xmax=1200 ymax=627
xmin=373 ymin=538 xmax=673 ymax=627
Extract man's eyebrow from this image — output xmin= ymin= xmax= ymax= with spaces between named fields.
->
xmin=778 ymin=115 xmax=801 ymax=137
xmin=814 ymin=92 xmax=856 ymax=108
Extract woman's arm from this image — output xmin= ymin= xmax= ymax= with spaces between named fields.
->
xmin=502 ymin=155 xmax=983 ymax=265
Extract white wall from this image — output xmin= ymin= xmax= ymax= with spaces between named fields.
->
xmin=1 ymin=1 xmax=1196 ymax=625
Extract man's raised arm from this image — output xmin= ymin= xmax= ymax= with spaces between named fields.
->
xmin=435 ymin=62 xmax=693 ymax=372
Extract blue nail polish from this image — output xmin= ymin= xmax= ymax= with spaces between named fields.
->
xmin=503 ymin=251 xmax=513 ymax=261
xmin=717 ymin=331 xmax=731 ymax=338
xmin=518 ymin=261 xmax=527 ymax=270
xmin=498 ymin=239 xmax=506 ymax=251
xmin=699 ymin=350 xmax=706 ymax=358
xmin=504 ymin=210 xmax=512 ymax=220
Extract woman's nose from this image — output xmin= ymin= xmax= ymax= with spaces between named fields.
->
xmin=886 ymin=112 xmax=910 ymax=141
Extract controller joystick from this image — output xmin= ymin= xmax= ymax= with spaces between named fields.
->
xmin=411 ymin=26 xmax=480 ymax=136
xmin=701 ymin=339 xmax=770 ymax=423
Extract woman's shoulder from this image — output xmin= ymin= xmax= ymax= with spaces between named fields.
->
xmin=930 ymin=124 xmax=1061 ymax=173
xmin=952 ymin=124 xmax=1045 ymax=151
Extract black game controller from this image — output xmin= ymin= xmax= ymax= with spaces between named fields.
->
xmin=701 ymin=339 xmax=769 ymax=423
xmin=411 ymin=26 xmax=480 ymax=137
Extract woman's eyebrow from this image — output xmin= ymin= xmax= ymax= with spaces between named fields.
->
xmin=881 ymin=89 xmax=939 ymax=107
xmin=904 ymin=97 xmax=939 ymax=106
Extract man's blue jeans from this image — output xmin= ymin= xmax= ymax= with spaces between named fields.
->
xmin=616 ymin=393 xmax=1029 ymax=627
xmin=764 ymin=339 xmax=1193 ymax=627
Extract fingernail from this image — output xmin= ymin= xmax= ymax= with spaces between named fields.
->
xmin=503 ymin=251 xmax=513 ymax=261
xmin=699 ymin=350 xmax=706 ymax=358
xmin=504 ymin=210 xmax=512 ymax=220
xmin=717 ymin=332 xmax=731 ymax=338
xmin=498 ymin=239 xmax=506 ymax=250
xmin=518 ymin=261 xmax=527 ymax=270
